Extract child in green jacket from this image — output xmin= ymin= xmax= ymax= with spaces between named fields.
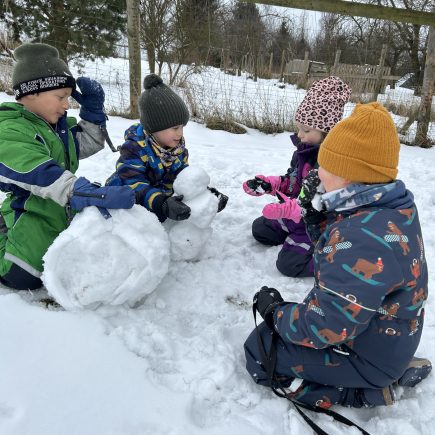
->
xmin=0 ymin=43 xmax=134 ymax=291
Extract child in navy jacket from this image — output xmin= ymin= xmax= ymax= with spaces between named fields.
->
xmin=107 ymin=74 xmax=227 ymax=221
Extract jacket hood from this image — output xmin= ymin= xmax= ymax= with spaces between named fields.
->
xmin=323 ymin=180 xmax=414 ymax=212
xmin=125 ymin=123 xmax=146 ymax=143
xmin=0 ymin=102 xmax=24 ymax=122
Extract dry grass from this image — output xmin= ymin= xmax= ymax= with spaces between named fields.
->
xmin=107 ymin=106 xmax=138 ymax=119
xmin=181 ymin=69 xmax=299 ymax=135
xmin=382 ymin=98 xmax=435 ymax=123
xmin=205 ymin=116 xmax=247 ymax=134
xmin=284 ymin=74 xmax=314 ymax=91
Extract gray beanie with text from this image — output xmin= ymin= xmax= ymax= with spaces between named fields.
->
xmin=138 ymin=74 xmax=189 ymax=133
xmin=12 ymin=43 xmax=76 ymax=100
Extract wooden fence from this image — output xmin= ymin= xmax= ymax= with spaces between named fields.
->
xmin=284 ymin=48 xmax=401 ymax=95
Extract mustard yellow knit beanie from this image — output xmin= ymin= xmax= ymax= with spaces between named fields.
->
xmin=318 ymin=102 xmax=400 ymax=183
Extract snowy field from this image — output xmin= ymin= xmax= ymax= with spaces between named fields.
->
xmin=1 ymin=78 xmax=435 ymax=435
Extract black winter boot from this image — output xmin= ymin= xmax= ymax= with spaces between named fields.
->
xmin=397 ymin=356 xmax=432 ymax=387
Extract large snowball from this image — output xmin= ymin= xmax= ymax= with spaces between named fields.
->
xmin=185 ymin=190 xmax=219 ymax=228
xmin=164 ymin=221 xmax=213 ymax=261
xmin=42 ymin=206 xmax=170 ymax=311
xmin=173 ymin=166 xmax=210 ymax=200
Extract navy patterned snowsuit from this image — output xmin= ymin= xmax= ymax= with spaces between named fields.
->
xmin=245 ymin=181 xmax=428 ymax=408
xmin=252 ymin=135 xmax=320 ymax=277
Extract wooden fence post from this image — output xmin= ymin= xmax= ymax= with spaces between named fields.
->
xmin=268 ymin=52 xmax=274 ymax=79
xmin=333 ymin=50 xmax=341 ymax=75
xmin=303 ymin=51 xmax=310 ymax=78
xmin=373 ymin=44 xmax=388 ymax=102
xmin=414 ymin=26 xmax=435 ymax=146
xmin=126 ymin=0 xmax=141 ymax=119
xmin=279 ymin=49 xmax=286 ymax=82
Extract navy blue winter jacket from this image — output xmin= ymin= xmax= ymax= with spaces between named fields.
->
xmin=273 ymin=181 xmax=428 ymax=387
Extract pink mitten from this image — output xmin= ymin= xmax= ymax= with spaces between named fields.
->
xmin=243 ymin=175 xmax=286 ymax=196
xmin=262 ymin=191 xmax=302 ymax=222
xmin=262 ymin=176 xmax=284 ymax=195
xmin=243 ymin=175 xmax=270 ymax=196
xmin=243 ymin=178 xmax=264 ymax=196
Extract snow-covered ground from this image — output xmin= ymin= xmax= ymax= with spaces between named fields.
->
xmin=1 ymin=75 xmax=435 ymax=435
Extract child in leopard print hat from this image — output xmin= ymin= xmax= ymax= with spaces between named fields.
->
xmin=243 ymin=76 xmax=351 ymax=278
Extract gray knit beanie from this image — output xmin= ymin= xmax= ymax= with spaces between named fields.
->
xmin=12 ymin=43 xmax=76 ymax=100
xmin=138 ymin=74 xmax=189 ymax=133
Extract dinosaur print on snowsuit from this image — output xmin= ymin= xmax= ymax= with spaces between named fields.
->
xmin=252 ymin=134 xmax=319 ymax=277
xmin=245 ymin=180 xmax=428 ymax=408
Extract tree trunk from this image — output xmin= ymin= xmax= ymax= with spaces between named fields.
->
xmin=52 ymin=0 xmax=69 ymax=65
xmin=126 ymin=0 xmax=141 ymax=119
xmin=146 ymin=43 xmax=155 ymax=74
xmin=373 ymin=44 xmax=387 ymax=102
xmin=254 ymin=53 xmax=258 ymax=81
xmin=279 ymin=49 xmax=286 ymax=83
xmin=414 ymin=26 xmax=435 ymax=147
xmin=303 ymin=51 xmax=309 ymax=78
xmin=333 ymin=49 xmax=341 ymax=75
xmin=411 ymin=24 xmax=423 ymax=96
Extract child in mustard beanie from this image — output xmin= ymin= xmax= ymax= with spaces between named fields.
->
xmin=245 ymin=102 xmax=431 ymax=410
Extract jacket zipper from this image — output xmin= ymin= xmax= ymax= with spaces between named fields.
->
xmin=73 ymin=192 xmax=106 ymax=199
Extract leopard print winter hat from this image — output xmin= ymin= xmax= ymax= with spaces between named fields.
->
xmin=294 ymin=76 xmax=352 ymax=133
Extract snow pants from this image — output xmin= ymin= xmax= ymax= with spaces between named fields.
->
xmin=0 ymin=227 xmax=42 ymax=290
xmin=244 ymin=322 xmax=394 ymax=408
xmin=252 ymin=216 xmax=314 ymax=277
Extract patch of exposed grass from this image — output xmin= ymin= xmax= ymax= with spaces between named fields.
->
xmin=205 ymin=116 xmax=247 ymax=134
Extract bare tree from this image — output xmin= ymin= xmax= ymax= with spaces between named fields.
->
xmin=140 ymin=0 xmax=174 ymax=74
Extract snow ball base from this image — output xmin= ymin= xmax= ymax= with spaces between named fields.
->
xmin=42 ymin=206 xmax=170 ymax=310
xmin=164 ymin=221 xmax=213 ymax=261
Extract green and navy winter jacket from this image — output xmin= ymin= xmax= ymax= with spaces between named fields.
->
xmin=0 ymin=102 xmax=105 ymax=278
xmin=273 ymin=181 xmax=427 ymax=386
xmin=106 ymin=123 xmax=189 ymax=219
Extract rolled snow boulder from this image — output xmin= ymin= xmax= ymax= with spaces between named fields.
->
xmin=42 ymin=206 xmax=170 ymax=310
xmin=173 ymin=166 xmax=210 ymax=200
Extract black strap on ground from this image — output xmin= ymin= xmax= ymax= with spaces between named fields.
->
xmin=252 ymin=303 xmax=371 ymax=435
xmin=100 ymin=125 xmax=121 ymax=153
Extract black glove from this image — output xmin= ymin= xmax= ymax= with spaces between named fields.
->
xmin=297 ymin=169 xmax=326 ymax=225
xmin=208 ymin=187 xmax=229 ymax=213
xmin=162 ymin=195 xmax=191 ymax=221
xmin=254 ymin=286 xmax=284 ymax=329
xmin=246 ymin=177 xmax=273 ymax=194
